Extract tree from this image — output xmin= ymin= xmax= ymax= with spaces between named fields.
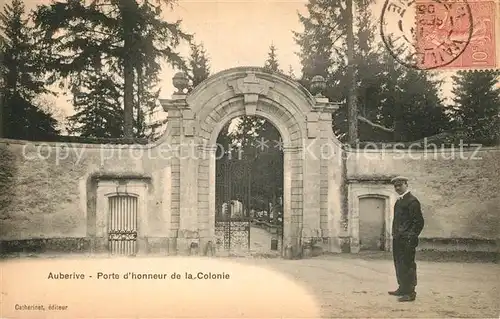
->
xmin=295 ymin=0 xmax=383 ymax=139
xmin=396 ymin=70 xmax=449 ymax=141
xmin=287 ymin=65 xmax=295 ymax=79
xmin=0 ymin=0 xmax=59 ymax=139
xmin=294 ymin=0 xmax=379 ymax=138
xmin=295 ymin=0 xmax=449 ymax=142
xmin=34 ymin=0 xmax=192 ymax=138
xmin=214 ymin=115 xmax=284 ymax=216
xmin=34 ymin=96 xmax=69 ymax=134
xmin=66 ymin=72 xmax=123 ymax=138
xmin=230 ymin=116 xmax=283 ymax=213
xmin=6 ymin=93 xmax=59 ymax=140
xmin=263 ymin=44 xmax=282 ymax=73
xmin=293 ymin=0 xmax=346 ymax=84
xmin=450 ymin=70 xmax=500 ymax=145
xmin=0 ymin=36 xmax=6 ymax=137
xmin=134 ymin=60 xmax=161 ymax=138
xmin=216 ymin=122 xmax=233 ymax=159
xmin=368 ymin=48 xmax=449 ymax=142
xmin=188 ymin=41 xmax=210 ymax=89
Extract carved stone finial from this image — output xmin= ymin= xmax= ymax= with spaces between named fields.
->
xmin=310 ymin=75 xmax=326 ymax=97
xmin=173 ymin=72 xmax=189 ymax=95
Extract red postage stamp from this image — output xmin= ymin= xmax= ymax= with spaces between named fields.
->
xmin=415 ymin=0 xmax=497 ymax=70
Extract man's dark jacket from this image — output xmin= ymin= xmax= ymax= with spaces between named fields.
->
xmin=392 ymin=192 xmax=425 ymax=239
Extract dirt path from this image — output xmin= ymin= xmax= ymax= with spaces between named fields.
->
xmin=239 ymin=255 xmax=499 ymax=318
xmin=1 ymin=254 xmax=498 ymax=318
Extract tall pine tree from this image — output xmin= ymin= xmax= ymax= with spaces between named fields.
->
xmin=294 ymin=0 xmax=449 ymax=142
xmin=395 ymin=69 xmax=449 ymax=141
xmin=263 ymin=44 xmax=282 ymax=73
xmin=66 ymin=72 xmax=123 ymax=137
xmin=0 ymin=0 xmax=59 ymax=140
xmin=0 ymin=35 xmax=6 ymax=136
xmin=34 ymin=0 xmax=192 ymax=138
xmin=188 ymin=41 xmax=210 ymax=89
xmin=293 ymin=0 xmax=345 ymax=84
xmin=451 ymin=70 xmax=500 ymax=145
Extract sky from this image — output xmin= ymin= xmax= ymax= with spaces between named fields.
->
xmin=17 ymin=0 xmax=460 ymax=121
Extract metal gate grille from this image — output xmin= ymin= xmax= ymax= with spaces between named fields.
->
xmin=215 ymin=218 xmax=251 ymax=251
xmin=108 ymin=195 xmax=138 ymax=256
xmin=215 ymin=159 xmax=251 ymax=252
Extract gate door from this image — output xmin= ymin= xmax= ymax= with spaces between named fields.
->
xmin=108 ymin=195 xmax=138 ymax=256
xmin=215 ymin=159 xmax=251 ymax=253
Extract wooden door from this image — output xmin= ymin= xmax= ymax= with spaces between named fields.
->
xmin=359 ymin=197 xmax=386 ymax=251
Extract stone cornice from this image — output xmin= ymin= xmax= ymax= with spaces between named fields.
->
xmin=159 ymin=97 xmax=189 ymax=112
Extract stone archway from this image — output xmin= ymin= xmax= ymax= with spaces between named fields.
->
xmin=160 ymin=67 xmax=344 ymax=258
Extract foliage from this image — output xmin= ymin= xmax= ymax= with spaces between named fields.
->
xmin=215 ymin=122 xmax=233 ymax=159
xmin=33 ymin=0 xmax=192 ymax=138
xmin=0 ymin=0 xmax=59 ymax=139
xmin=450 ymin=70 xmax=500 ymax=145
xmin=5 ymin=93 xmax=59 ymax=140
xmin=66 ymin=72 xmax=123 ymax=137
xmin=294 ymin=0 xmax=450 ymax=142
xmin=293 ymin=0 xmax=346 ymax=82
xmin=188 ymin=41 xmax=210 ymax=89
xmin=373 ymin=50 xmax=450 ymax=142
xmin=215 ymin=43 xmax=285 ymax=211
xmin=263 ymin=44 xmax=282 ymax=73
xmin=287 ymin=65 xmax=296 ymax=79
xmin=223 ymin=116 xmax=283 ymax=211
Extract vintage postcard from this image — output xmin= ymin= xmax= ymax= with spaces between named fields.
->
xmin=0 ymin=0 xmax=498 ymax=318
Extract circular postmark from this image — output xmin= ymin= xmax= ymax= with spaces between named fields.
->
xmin=380 ymin=0 xmax=473 ymax=70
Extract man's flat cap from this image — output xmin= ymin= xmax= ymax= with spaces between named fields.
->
xmin=390 ymin=176 xmax=409 ymax=184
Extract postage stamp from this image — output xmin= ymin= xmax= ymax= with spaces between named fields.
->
xmin=380 ymin=0 xmax=472 ymax=70
xmin=381 ymin=0 xmax=499 ymax=70
xmin=415 ymin=0 xmax=497 ymax=69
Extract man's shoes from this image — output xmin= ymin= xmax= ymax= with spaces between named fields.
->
xmin=398 ymin=292 xmax=416 ymax=302
xmin=388 ymin=289 xmax=404 ymax=296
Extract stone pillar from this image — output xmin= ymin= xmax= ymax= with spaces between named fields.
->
xmin=197 ymin=144 xmax=217 ymax=254
xmin=160 ymin=72 xmax=201 ymax=255
xmin=327 ymin=145 xmax=343 ymax=253
xmin=283 ymin=145 xmax=303 ymax=258
xmin=160 ymin=102 xmax=182 ymax=254
xmin=282 ymin=146 xmax=293 ymax=255
xmin=303 ymin=112 xmax=322 ymax=244
xmin=177 ymin=127 xmax=199 ymax=255
xmin=307 ymin=77 xmax=341 ymax=255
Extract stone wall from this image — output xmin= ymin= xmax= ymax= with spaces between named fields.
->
xmin=1 ymin=138 xmax=499 ymax=255
xmin=346 ymin=144 xmax=500 ymax=251
xmin=0 ymin=138 xmax=172 ymax=254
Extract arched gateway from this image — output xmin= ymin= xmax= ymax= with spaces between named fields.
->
xmin=159 ymin=67 xmax=344 ymax=258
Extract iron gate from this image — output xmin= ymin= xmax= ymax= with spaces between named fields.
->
xmin=215 ymin=159 xmax=251 ymax=252
xmin=108 ymin=195 xmax=138 ymax=256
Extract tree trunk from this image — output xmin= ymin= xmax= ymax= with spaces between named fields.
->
xmin=123 ymin=41 xmax=134 ymax=138
xmin=119 ymin=0 xmax=136 ymax=138
xmin=0 ymin=45 xmax=7 ymax=138
xmin=0 ymin=86 xmax=4 ymax=138
xmin=346 ymin=0 xmax=358 ymax=144
xmin=136 ymin=66 xmax=142 ymax=136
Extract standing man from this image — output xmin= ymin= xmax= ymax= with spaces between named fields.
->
xmin=389 ymin=176 xmax=425 ymax=302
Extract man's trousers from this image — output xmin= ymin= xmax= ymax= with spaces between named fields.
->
xmin=392 ymin=237 xmax=418 ymax=294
